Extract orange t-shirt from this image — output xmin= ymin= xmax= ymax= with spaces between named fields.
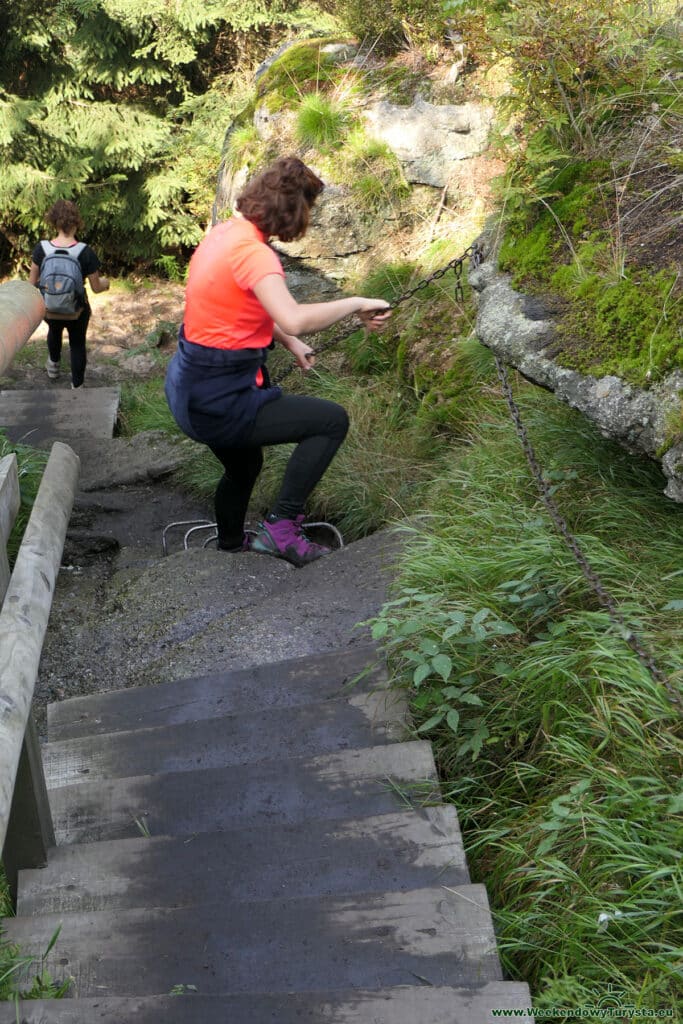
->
xmin=183 ymin=217 xmax=285 ymax=350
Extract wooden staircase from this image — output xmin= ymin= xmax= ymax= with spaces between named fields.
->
xmin=1 ymin=643 xmax=531 ymax=1022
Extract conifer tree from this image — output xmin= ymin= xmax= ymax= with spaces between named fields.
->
xmin=0 ymin=0 xmax=299 ymax=270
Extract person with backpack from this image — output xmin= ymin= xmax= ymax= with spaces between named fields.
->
xmin=165 ymin=156 xmax=391 ymax=568
xmin=28 ymin=199 xmax=109 ymax=388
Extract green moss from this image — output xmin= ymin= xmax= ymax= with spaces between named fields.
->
xmin=555 ymin=268 xmax=683 ymax=384
xmin=414 ymin=336 xmax=497 ymax=433
xmin=499 ymin=220 xmax=558 ymax=280
xmin=256 ymin=40 xmax=339 ymax=110
xmin=499 ymin=159 xmax=683 ymax=386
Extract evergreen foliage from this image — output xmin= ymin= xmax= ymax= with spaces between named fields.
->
xmin=0 ymin=0 xmax=310 ymax=271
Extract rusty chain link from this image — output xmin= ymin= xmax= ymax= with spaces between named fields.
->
xmin=494 ymin=355 xmax=682 ymax=714
xmin=272 ymin=243 xmax=481 ymax=385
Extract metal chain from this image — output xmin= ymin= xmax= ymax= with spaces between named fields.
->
xmin=494 ymin=355 xmax=682 ymax=713
xmin=273 ymin=243 xmax=482 ymax=385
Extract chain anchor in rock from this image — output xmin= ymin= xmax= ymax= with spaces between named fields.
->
xmin=494 ymin=355 xmax=682 ymax=714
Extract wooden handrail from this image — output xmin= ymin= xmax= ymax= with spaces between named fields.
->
xmin=0 ymin=442 xmax=79 ymax=888
xmin=0 ymin=280 xmax=44 ymax=375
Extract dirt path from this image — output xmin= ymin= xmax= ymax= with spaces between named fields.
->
xmin=1 ymin=277 xmax=185 ymax=390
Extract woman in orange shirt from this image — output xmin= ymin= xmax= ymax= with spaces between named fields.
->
xmin=165 ymin=157 xmax=390 ymax=567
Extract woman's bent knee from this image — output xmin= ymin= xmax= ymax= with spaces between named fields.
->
xmin=326 ymin=401 xmax=349 ymax=440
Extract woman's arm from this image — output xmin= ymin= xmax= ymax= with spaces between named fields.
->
xmin=272 ymin=324 xmax=316 ymax=370
xmin=28 ymin=263 xmax=40 ymax=286
xmin=88 ymin=270 xmax=110 ymax=293
xmin=253 ymin=274 xmax=391 ymax=338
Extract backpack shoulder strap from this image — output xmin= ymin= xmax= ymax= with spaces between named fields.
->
xmin=71 ymin=242 xmax=87 ymax=260
xmin=40 ymin=240 xmax=54 ymax=257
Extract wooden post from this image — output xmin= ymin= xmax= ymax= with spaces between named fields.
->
xmin=3 ymin=717 xmax=56 ymax=902
xmin=0 ymin=442 xmax=79 ymax=895
xmin=0 ymin=454 xmax=21 ymax=606
xmin=0 ymin=281 xmax=45 ymax=376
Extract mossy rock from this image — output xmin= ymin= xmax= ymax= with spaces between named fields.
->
xmin=255 ymin=39 xmax=344 ymax=112
xmin=499 ymin=158 xmax=683 ymax=386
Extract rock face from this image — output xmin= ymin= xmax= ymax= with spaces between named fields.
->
xmin=470 ymin=252 xmax=683 ymax=503
xmin=362 ymin=98 xmax=494 ymax=187
xmin=213 ymin=41 xmax=497 ymax=301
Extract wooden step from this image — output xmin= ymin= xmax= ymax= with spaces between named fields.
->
xmin=47 ymin=644 xmax=385 ymax=741
xmin=0 ymin=983 xmax=534 ymax=1023
xmin=4 ymin=886 xmax=503 ymax=996
xmin=17 ymin=807 xmax=468 ymax=915
xmin=0 ymin=387 xmax=120 ymax=446
xmin=49 ymin=741 xmax=441 ymax=844
xmin=42 ymin=688 xmax=407 ymax=788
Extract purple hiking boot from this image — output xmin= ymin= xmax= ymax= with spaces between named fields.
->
xmin=251 ymin=514 xmax=331 ymax=568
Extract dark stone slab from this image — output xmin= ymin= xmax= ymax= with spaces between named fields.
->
xmin=0 ymin=388 xmax=120 ymax=445
xmin=0 ymin=983 xmax=534 ymax=1023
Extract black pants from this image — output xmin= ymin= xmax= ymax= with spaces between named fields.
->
xmin=47 ymin=308 xmax=90 ymax=387
xmin=209 ymin=393 xmax=349 ymax=550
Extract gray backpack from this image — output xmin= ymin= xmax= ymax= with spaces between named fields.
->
xmin=39 ymin=241 xmax=86 ymax=319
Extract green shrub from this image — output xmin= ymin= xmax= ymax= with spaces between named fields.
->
xmin=335 ymin=0 xmax=445 ymax=53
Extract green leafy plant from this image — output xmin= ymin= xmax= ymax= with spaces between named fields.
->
xmin=371 ymin=594 xmax=518 ymax=758
xmin=1 ymin=922 xmax=71 ymax=1002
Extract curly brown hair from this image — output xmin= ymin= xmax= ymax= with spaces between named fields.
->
xmin=45 ymin=199 xmax=84 ymax=236
xmin=236 ymin=157 xmax=324 ymax=242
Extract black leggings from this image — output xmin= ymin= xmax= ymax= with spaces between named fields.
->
xmin=209 ymin=393 xmax=349 ymax=549
xmin=46 ymin=308 xmax=90 ymax=387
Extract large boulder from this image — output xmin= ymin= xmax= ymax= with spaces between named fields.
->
xmin=213 ymin=41 xmax=497 ymax=300
xmin=362 ymin=98 xmax=494 ymax=187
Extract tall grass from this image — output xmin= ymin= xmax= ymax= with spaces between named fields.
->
xmin=295 ymin=93 xmax=351 ymax=150
xmin=0 ymin=434 xmax=48 ymax=562
xmin=370 ymin=350 xmax=683 ymax=1015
